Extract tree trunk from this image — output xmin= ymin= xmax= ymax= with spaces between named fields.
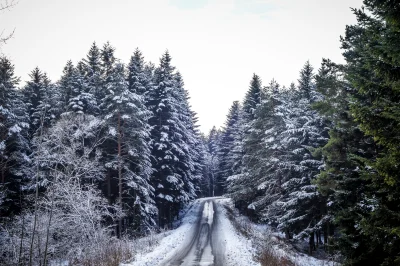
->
xmin=324 ymin=223 xmax=328 ymax=246
xmin=318 ymin=230 xmax=322 ymax=246
xmin=1 ymin=166 xmax=5 ymax=184
xmin=309 ymin=232 xmax=315 ymax=255
xmin=18 ymin=214 xmax=25 ymax=266
xmin=118 ymin=112 xmax=123 ymax=239
xmin=285 ymin=229 xmax=292 ymax=240
xmin=43 ymin=184 xmax=55 ymax=266
xmin=107 ymin=170 xmax=111 ymax=204
xmin=29 ymin=157 xmax=40 ymax=266
xmin=29 ymin=104 xmax=47 ymax=266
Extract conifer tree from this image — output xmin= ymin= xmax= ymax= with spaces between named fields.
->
xmin=173 ymin=72 xmax=200 ymax=199
xmin=147 ymin=52 xmax=194 ymax=227
xmin=223 ymin=101 xmax=248 ymax=210
xmin=278 ymin=62 xmax=328 ymax=252
xmin=101 ymin=63 xmax=156 ymax=235
xmin=58 ymin=60 xmax=75 ymax=112
xmin=242 ymin=80 xmax=287 ymax=223
xmin=81 ymin=42 xmax=102 ymax=115
xmin=340 ymin=1 xmax=400 ymax=263
xmin=218 ymin=101 xmax=241 ymax=184
xmin=242 ymin=74 xmax=262 ymax=123
xmin=127 ymin=48 xmax=149 ymax=97
xmin=23 ymin=68 xmax=45 ymax=137
xmin=314 ymin=59 xmax=377 ymax=262
xmin=31 ymin=74 xmax=61 ymax=131
xmin=229 ymin=74 xmax=262 ymax=212
xmin=204 ymin=126 xmax=220 ymax=197
xmin=0 ymin=57 xmax=30 ymax=218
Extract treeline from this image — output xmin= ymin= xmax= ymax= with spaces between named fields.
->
xmin=206 ymin=1 xmax=400 ymax=265
xmin=0 ymin=43 xmax=206 ymax=264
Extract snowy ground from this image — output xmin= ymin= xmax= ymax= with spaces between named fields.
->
xmin=124 ymin=197 xmax=338 ymax=266
xmin=220 ymin=198 xmax=339 ymax=266
xmin=125 ymin=197 xmax=259 ymax=266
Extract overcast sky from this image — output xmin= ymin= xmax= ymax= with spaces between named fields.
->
xmin=0 ymin=0 xmax=363 ymax=133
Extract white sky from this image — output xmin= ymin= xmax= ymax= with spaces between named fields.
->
xmin=0 ymin=0 xmax=363 ymax=133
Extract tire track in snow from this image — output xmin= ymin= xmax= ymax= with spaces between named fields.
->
xmin=164 ymin=199 xmax=223 ymax=266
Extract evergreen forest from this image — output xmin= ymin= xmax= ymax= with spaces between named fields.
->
xmin=1 ymin=0 xmax=400 ymax=265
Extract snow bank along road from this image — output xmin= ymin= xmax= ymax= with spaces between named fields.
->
xmin=129 ymin=197 xmax=258 ymax=266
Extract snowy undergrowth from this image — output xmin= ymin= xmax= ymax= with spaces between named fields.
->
xmin=219 ymin=198 xmax=339 ymax=266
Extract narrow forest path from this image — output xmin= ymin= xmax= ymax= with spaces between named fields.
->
xmin=129 ymin=197 xmax=259 ymax=266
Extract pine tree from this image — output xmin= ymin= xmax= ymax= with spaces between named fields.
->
xmin=127 ymin=48 xmax=149 ymax=97
xmin=81 ymin=42 xmax=102 ymax=115
xmin=314 ymin=59 xmax=377 ymax=262
xmin=234 ymin=74 xmax=263 ymax=212
xmin=31 ymin=74 xmax=61 ymax=131
xmin=241 ymin=80 xmax=287 ymax=223
xmin=242 ymin=74 xmax=262 ymax=123
xmin=23 ymin=68 xmax=60 ymax=138
xmin=218 ymin=101 xmax=241 ymax=185
xmin=204 ymin=126 xmax=221 ymax=197
xmin=23 ymin=68 xmax=45 ymax=137
xmin=147 ymin=51 xmax=194 ymax=227
xmin=101 ymin=63 xmax=156 ymax=235
xmin=100 ymin=42 xmax=116 ymax=103
xmin=58 ymin=60 xmax=75 ymax=112
xmin=0 ymin=57 xmax=30 ymax=219
xmin=340 ymin=1 xmax=400 ymax=264
xmin=223 ymin=102 xmax=248 ymax=210
xmin=173 ymin=72 xmax=202 ymax=200
xmin=59 ymin=61 xmax=97 ymax=115
xmin=277 ymin=61 xmax=328 ymax=252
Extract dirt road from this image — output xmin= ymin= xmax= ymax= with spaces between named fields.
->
xmin=162 ymin=199 xmax=226 ymax=266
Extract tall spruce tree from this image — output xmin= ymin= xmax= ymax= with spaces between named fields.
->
xmin=242 ymin=74 xmax=262 ymax=123
xmin=0 ymin=57 xmax=30 ymax=219
xmin=242 ymin=80 xmax=287 ymax=223
xmin=278 ymin=61 xmax=328 ymax=252
xmin=81 ymin=42 xmax=102 ymax=115
xmin=23 ymin=68 xmax=45 ymax=137
xmin=127 ymin=48 xmax=149 ymax=97
xmin=59 ymin=60 xmax=97 ymax=115
xmin=235 ymin=74 xmax=263 ymax=211
xmin=340 ymin=1 xmax=400 ymax=264
xmin=31 ymin=74 xmax=61 ymax=131
xmin=101 ymin=63 xmax=156 ymax=235
xmin=314 ymin=59 xmax=377 ymax=263
xmin=218 ymin=101 xmax=241 ymax=185
xmin=173 ymin=72 xmax=201 ymax=199
xmin=204 ymin=126 xmax=221 ymax=197
xmin=147 ymin=52 xmax=188 ymax=227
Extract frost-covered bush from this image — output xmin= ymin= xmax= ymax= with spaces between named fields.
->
xmin=0 ymin=114 xmax=125 ymax=265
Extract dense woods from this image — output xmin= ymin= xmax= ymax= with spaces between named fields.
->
xmin=0 ymin=43 xmax=206 ymax=265
xmin=205 ymin=1 xmax=400 ymax=265
xmin=1 ymin=0 xmax=400 ymax=265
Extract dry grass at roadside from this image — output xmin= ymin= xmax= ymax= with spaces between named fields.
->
xmin=257 ymin=245 xmax=295 ymax=266
xmin=78 ymin=239 xmax=133 ymax=266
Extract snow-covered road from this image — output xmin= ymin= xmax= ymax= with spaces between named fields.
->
xmin=163 ymin=200 xmax=220 ymax=266
xmin=129 ymin=197 xmax=259 ymax=266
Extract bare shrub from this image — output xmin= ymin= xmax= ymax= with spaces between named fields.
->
xmin=258 ymin=245 xmax=295 ymax=266
xmin=77 ymin=238 xmax=133 ymax=266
